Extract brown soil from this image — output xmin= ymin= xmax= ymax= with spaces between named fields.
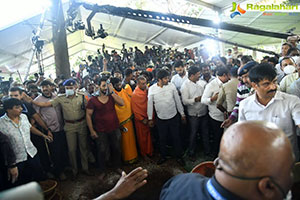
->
xmin=56 ymin=158 xmax=189 ymax=200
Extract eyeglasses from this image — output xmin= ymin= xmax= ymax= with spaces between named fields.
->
xmin=214 ymin=157 xmax=288 ymax=198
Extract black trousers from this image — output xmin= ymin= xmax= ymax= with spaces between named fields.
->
xmin=209 ymin=117 xmax=224 ymax=157
xmin=95 ymin=129 xmax=122 ymax=171
xmin=156 ymin=114 xmax=183 ymax=159
xmin=32 ymin=130 xmax=68 ymax=176
xmin=6 ymin=154 xmax=45 ymax=188
xmin=0 ymin=164 xmax=8 ymax=191
xmin=48 ymin=130 xmax=69 ymax=176
xmin=31 ymin=133 xmax=50 ymax=173
xmin=188 ymin=114 xmax=210 ymax=156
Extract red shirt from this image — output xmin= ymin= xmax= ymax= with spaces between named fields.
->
xmin=86 ymin=96 xmax=119 ymax=133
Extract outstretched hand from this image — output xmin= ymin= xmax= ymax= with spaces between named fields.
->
xmin=112 ymin=167 xmax=148 ymax=199
xmin=95 ymin=167 xmax=148 ymax=200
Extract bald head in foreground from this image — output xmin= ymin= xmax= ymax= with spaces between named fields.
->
xmin=160 ymin=121 xmax=295 ymax=200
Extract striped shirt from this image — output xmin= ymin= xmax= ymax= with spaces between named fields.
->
xmin=229 ymin=82 xmax=253 ymax=120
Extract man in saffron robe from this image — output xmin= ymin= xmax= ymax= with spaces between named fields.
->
xmin=111 ymin=77 xmax=138 ymax=163
xmin=131 ymin=76 xmax=153 ymax=157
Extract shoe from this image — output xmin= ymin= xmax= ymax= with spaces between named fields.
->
xmin=177 ymin=158 xmax=186 ymax=166
xmin=82 ymin=170 xmax=94 ymax=176
xmin=59 ymin=172 xmax=67 ymax=181
xmin=157 ymin=158 xmax=167 ymax=165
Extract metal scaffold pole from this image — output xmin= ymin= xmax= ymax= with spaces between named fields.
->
xmin=24 ymin=10 xmax=47 ymax=81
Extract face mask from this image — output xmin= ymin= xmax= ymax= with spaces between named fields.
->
xmin=210 ymin=64 xmax=216 ymax=71
xmin=65 ymin=89 xmax=75 ymax=96
xmin=283 ymin=65 xmax=296 ymax=75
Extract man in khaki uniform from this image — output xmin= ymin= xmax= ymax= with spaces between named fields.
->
xmin=25 ymin=79 xmax=91 ymax=178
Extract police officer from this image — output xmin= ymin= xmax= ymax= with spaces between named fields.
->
xmin=24 ymin=79 xmax=91 ymax=178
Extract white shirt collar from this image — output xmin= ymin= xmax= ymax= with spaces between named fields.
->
xmin=187 ymin=79 xmax=197 ymax=85
xmin=2 ymin=113 xmax=10 ymax=121
xmin=254 ymin=91 xmax=282 ymax=108
xmin=216 ymin=76 xmax=223 ymax=85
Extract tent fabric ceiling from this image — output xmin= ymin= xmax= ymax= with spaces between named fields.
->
xmin=0 ymin=0 xmax=299 ymax=76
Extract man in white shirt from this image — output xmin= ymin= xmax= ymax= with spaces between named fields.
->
xmin=0 ymin=98 xmax=46 ymax=186
xmin=239 ymin=63 xmax=300 ymax=161
xmin=199 ymin=63 xmax=215 ymax=83
xmin=201 ymin=66 xmax=230 ymax=157
xmin=276 ymin=43 xmax=293 ymax=83
xmin=181 ymin=66 xmax=209 ymax=160
xmin=148 ymin=69 xmax=186 ymax=165
xmin=171 ymin=60 xmax=188 ymax=93
xmin=279 ymin=57 xmax=299 ymax=93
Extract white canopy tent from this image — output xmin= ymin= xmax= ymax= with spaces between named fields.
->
xmin=0 ymin=0 xmax=299 ymax=80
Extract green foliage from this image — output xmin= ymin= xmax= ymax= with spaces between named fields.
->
xmin=15 ymin=77 xmax=21 ymax=83
xmin=28 ymin=75 xmax=35 ymax=80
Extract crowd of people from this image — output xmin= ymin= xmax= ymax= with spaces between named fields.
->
xmin=0 ymin=35 xmax=300 ymax=199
